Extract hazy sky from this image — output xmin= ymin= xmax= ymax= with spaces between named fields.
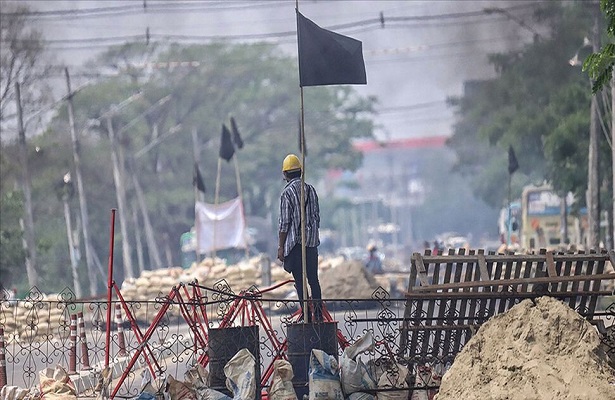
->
xmin=16 ymin=0 xmax=539 ymax=140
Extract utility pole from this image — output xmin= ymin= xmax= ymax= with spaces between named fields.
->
xmin=132 ymin=205 xmax=145 ymax=274
xmin=106 ymin=116 xmax=135 ymax=279
xmin=612 ymin=74 xmax=614 ymax=250
xmin=57 ymin=173 xmax=82 ymax=298
xmin=129 ymin=161 xmax=162 ymax=269
xmin=65 ymin=68 xmax=99 ymax=296
xmin=587 ymin=5 xmax=601 ymax=249
xmin=15 ymin=82 xmax=39 ymax=288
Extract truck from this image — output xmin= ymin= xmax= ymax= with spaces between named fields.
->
xmin=500 ymin=184 xmax=587 ymax=250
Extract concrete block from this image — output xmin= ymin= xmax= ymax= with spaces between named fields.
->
xmin=71 ymin=370 xmax=98 ymax=394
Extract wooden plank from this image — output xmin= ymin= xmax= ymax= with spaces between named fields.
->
xmin=587 ymin=252 xmax=606 ymax=315
xmin=398 ymin=252 xmax=424 ymax=356
xmin=420 ymin=253 xmax=609 ymax=264
xmin=484 ymin=250 xmax=501 ymax=321
xmin=404 ymin=290 xmax=613 ymax=300
xmin=408 ymin=253 xmax=420 ymax=292
xmin=443 ymin=249 xmax=465 ymax=360
xmin=559 ymin=254 xmax=574 ymax=294
xmin=570 ymin=251 xmax=585 ymax=308
xmin=477 ymin=252 xmax=491 ymax=285
xmin=519 ymin=258 xmax=534 ymax=293
xmin=546 ymin=251 xmax=557 ymax=276
xmin=414 ymin=253 xmax=431 ymax=287
xmin=432 ymin=249 xmax=455 ymax=361
xmin=475 ymin=249 xmax=491 ymax=324
xmin=451 ymin=249 xmax=469 ymax=355
xmin=464 ymin=250 xmax=479 ymax=326
xmin=497 ymin=252 xmax=515 ymax=313
xmin=549 ymin=252 xmax=564 ymax=292
xmin=407 ymin=273 xmax=615 ymax=292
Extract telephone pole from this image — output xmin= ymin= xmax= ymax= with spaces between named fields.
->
xmin=65 ymin=68 xmax=99 ymax=296
xmin=15 ymin=82 xmax=39 ymax=288
xmin=587 ymin=4 xmax=601 ymax=249
xmin=106 ymin=116 xmax=135 ymax=279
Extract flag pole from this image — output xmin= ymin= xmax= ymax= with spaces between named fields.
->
xmin=299 ymin=87 xmax=309 ymax=323
xmin=507 ymin=171 xmax=512 ymax=247
xmin=297 ymin=0 xmax=309 ymax=323
xmin=232 ymin=154 xmax=249 ymax=259
xmin=214 ymin=157 xmax=222 ymax=259
xmin=192 ymin=128 xmax=201 ymax=263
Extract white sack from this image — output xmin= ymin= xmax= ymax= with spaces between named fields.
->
xmin=340 ymin=331 xmax=376 ymax=396
xmin=308 ymin=349 xmax=343 ymax=400
xmin=224 ymin=348 xmax=256 ymax=400
xmin=268 ymin=359 xmax=297 ymax=400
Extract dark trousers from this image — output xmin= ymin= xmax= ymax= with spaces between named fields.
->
xmin=285 ymin=244 xmax=322 ymax=317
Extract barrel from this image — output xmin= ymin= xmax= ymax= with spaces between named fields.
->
xmin=286 ymin=322 xmax=338 ymax=399
xmin=208 ymin=325 xmax=260 ymax=399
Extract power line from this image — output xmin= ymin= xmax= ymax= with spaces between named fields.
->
xmin=3 ymin=2 xmax=542 ymax=47
xmin=3 ymin=1 xmax=282 ymax=19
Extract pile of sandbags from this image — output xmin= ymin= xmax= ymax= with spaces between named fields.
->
xmin=0 ymin=254 xmax=402 ymax=342
xmin=0 ymin=294 xmax=68 ymax=342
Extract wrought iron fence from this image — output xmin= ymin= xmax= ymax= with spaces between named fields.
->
xmin=0 ymin=278 xmax=613 ymax=399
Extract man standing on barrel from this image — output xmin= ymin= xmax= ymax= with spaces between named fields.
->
xmin=277 ymin=154 xmax=323 ymax=322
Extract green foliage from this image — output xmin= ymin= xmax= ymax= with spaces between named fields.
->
xmin=583 ymin=0 xmax=615 ymax=93
xmin=448 ymin=1 xmax=600 ymax=208
xmin=0 ymin=40 xmax=376 ymax=290
xmin=584 ymin=43 xmax=615 ymax=93
xmin=0 ymin=191 xmax=25 ymax=287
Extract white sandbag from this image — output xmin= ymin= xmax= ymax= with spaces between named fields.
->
xmin=167 ymin=375 xmax=197 ymax=400
xmin=375 ymin=363 xmax=409 ymax=400
xmin=340 ymin=331 xmax=377 ymax=396
xmin=224 ymin=348 xmax=256 ymax=400
xmin=308 ymin=349 xmax=343 ymax=400
xmin=201 ymin=389 xmax=232 ymax=400
xmin=268 ymin=359 xmax=297 ymax=400
xmin=409 ymin=365 xmax=432 ymax=400
xmin=348 ymin=392 xmax=375 ymax=400
xmin=185 ymin=365 xmax=209 ymax=394
xmin=0 ymin=386 xmax=32 ymax=400
xmin=38 ymin=365 xmax=77 ymax=400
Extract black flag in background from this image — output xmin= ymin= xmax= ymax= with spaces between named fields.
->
xmin=508 ymin=145 xmax=519 ymax=175
xmin=219 ymin=124 xmax=235 ymax=162
xmin=296 ymin=10 xmax=367 ymax=87
xmin=230 ymin=117 xmax=244 ymax=149
xmin=193 ymin=162 xmax=206 ymax=193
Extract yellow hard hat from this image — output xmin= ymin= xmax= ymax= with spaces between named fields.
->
xmin=282 ymin=154 xmax=302 ymax=172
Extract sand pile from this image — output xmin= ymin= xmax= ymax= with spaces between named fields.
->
xmin=436 ymin=296 xmax=615 ymax=400
xmin=320 ymin=260 xmax=381 ymax=299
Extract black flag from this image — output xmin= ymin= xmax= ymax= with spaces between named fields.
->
xmin=193 ymin=162 xmax=206 ymax=193
xmin=230 ymin=117 xmax=244 ymax=149
xmin=508 ymin=145 xmax=519 ymax=174
xmin=297 ymin=10 xmax=367 ymax=87
xmin=219 ymin=124 xmax=235 ymax=162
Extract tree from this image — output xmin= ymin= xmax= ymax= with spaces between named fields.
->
xmin=0 ymin=40 xmax=377 ymax=291
xmin=0 ymin=3 xmax=55 ymax=289
xmin=0 ymin=3 xmax=52 ymax=132
xmin=583 ymin=0 xmax=615 ymax=93
xmin=448 ymin=2 xmax=603 ymax=208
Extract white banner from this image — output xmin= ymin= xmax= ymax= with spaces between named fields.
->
xmin=195 ymin=197 xmax=247 ymax=253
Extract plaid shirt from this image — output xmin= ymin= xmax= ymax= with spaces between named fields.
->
xmin=278 ymin=177 xmax=320 ymax=256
